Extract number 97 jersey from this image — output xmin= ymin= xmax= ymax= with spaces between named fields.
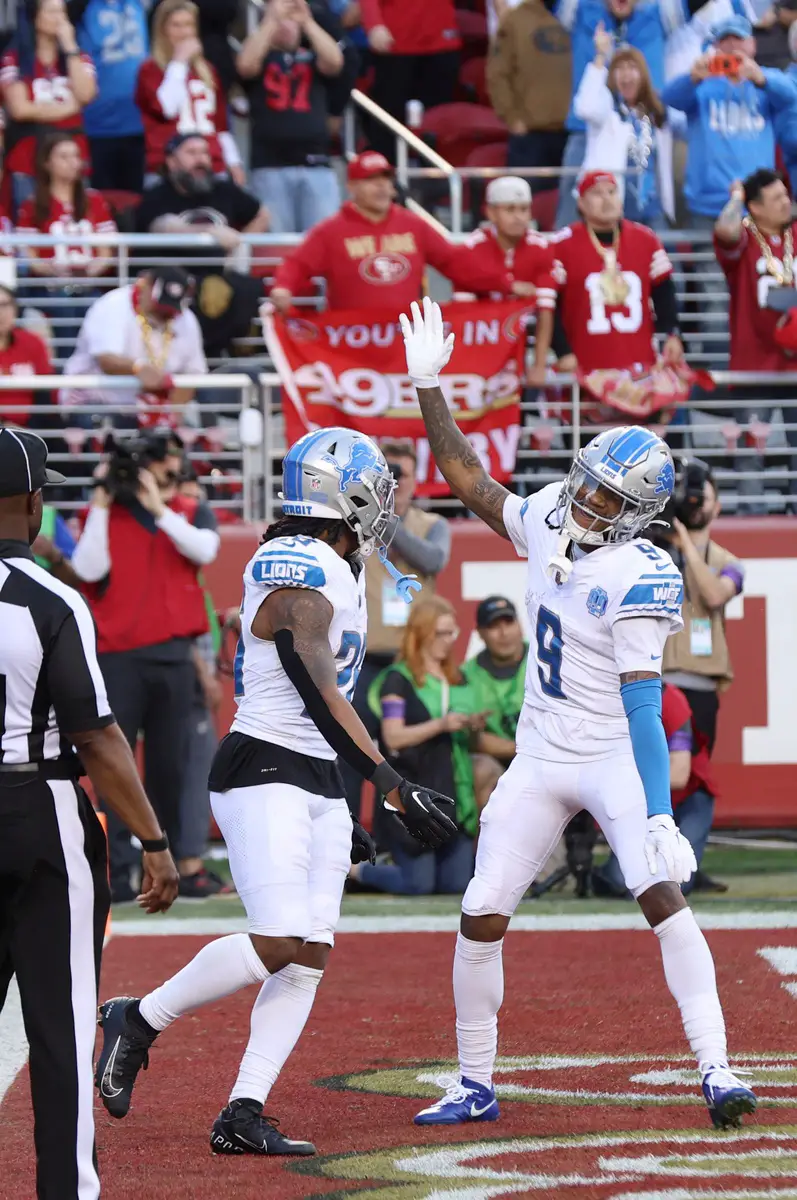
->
xmin=231 ymin=536 xmax=367 ymax=760
xmin=503 ymin=483 xmax=684 ymax=761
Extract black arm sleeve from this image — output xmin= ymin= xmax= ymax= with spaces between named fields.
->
xmin=551 ymin=305 xmax=572 ymax=358
xmin=651 ymin=274 xmax=680 ymax=336
xmin=274 ymin=627 xmax=401 ymax=786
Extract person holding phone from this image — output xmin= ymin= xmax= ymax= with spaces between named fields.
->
xmin=348 ymin=596 xmax=482 ymax=895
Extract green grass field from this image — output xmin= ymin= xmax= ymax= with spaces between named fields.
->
xmin=111 ymin=844 xmax=797 ymax=923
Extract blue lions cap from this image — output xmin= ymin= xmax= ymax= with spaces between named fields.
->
xmin=711 ymin=14 xmax=752 ymax=40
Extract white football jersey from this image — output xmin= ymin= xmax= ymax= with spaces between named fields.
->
xmin=231 ymin=535 xmax=367 ymax=760
xmin=504 ymin=483 xmax=684 ymax=761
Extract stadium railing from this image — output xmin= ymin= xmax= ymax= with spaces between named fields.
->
xmin=3 ymin=232 xmax=794 ymax=519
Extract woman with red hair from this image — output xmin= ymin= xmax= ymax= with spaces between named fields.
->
xmin=349 ymin=595 xmax=485 ymax=896
xmin=574 ymin=26 xmax=674 ymax=227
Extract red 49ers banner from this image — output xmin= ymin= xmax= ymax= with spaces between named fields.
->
xmin=263 ymin=301 xmax=530 ymax=496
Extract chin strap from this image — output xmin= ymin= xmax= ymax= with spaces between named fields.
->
xmin=378 ymin=546 xmax=422 ymax=604
xmin=547 ymin=530 xmax=574 ymax=585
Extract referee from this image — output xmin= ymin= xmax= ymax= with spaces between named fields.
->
xmin=0 ymin=427 xmax=179 ymax=1199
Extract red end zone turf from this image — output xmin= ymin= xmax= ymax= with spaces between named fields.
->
xmin=2 ymin=929 xmax=797 ymax=1199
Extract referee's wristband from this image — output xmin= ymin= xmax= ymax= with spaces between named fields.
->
xmin=140 ymin=834 xmax=169 ymax=853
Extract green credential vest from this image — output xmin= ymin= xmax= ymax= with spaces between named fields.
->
xmin=368 ymin=661 xmax=478 ymax=836
xmin=460 ymin=647 xmax=528 ymax=742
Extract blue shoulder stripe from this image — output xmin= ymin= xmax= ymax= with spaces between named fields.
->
xmin=620 ymin=580 xmax=684 ymax=609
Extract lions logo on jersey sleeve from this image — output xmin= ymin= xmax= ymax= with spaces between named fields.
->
xmin=609 ymin=541 xmax=684 ymax=634
xmin=249 ymin=538 xmax=327 ymax=592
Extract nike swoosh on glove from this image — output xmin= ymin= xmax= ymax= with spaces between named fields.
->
xmin=351 ymin=816 xmax=376 ymax=865
xmin=399 ymin=295 xmax=455 ymax=388
xmin=396 ymin=781 xmax=458 ymax=849
xmin=644 ymin=814 xmax=697 ymax=883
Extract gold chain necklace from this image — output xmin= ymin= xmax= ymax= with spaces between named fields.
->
xmin=136 ymin=311 xmax=175 ymax=371
xmin=744 ymin=216 xmax=794 ymax=286
xmin=587 ymin=224 xmax=630 ymax=305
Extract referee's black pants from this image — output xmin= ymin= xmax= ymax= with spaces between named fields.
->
xmin=0 ymin=776 xmax=109 ymax=1199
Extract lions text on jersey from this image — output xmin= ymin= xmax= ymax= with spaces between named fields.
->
xmin=231 ymin=535 xmax=366 ymax=759
xmin=503 ymin=482 xmax=684 ymax=761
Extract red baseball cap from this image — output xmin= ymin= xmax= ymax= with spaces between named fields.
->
xmin=577 ymin=170 xmax=618 ymax=197
xmin=347 ymin=151 xmax=395 ymax=181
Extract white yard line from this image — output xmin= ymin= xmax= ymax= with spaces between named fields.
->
xmin=0 ymin=979 xmax=29 ymax=1104
xmin=111 ymin=910 xmax=797 ymax=937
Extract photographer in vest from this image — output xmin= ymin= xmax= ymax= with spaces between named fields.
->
xmin=659 ymin=457 xmax=744 ymax=756
xmin=70 ymin=430 xmax=221 ymax=902
xmin=343 ymin=438 xmax=451 ymax=817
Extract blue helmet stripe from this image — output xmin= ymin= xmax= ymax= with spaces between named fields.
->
xmin=283 ymin=429 xmax=332 ymax=501
xmin=603 ymin=427 xmax=659 ymax=475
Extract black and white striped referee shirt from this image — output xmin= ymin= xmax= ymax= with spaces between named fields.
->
xmin=0 ymin=539 xmax=113 ymax=771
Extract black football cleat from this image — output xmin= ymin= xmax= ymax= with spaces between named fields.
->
xmin=210 ymin=1099 xmax=316 ymax=1156
xmin=95 ymin=996 xmax=158 ymax=1118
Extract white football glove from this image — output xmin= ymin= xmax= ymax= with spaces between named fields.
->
xmin=399 ymin=295 xmax=455 ymax=388
xmin=644 ymin=814 xmax=697 ymax=884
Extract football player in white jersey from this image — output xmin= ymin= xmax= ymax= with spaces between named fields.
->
xmin=94 ymin=428 xmax=457 ymax=1154
xmin=402 ymin=298 xmax=756 ymax=1132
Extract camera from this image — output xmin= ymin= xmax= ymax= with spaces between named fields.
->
xmin=708 ymin=52 xmax=742 ymax=78
xmin=651 ymin=456 xmax=713 ymax=545
xmin=102 ymin=431 xmax=183 ymax=506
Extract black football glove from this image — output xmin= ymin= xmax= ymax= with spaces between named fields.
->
xmin=394 ymin=781 xmax=458 ymax=849
xmin=351 ymin=816 xmax=376 ymax=865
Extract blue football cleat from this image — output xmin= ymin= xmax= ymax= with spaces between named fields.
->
xmin=701 ymin=1064 xmax=757 ymax=1129
xmin=414 ymin=1075 xmax=500 ymax=1125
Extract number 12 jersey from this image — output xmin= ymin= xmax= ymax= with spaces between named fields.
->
xmin=503 ymin=483 xmax=683 ymax=761
xmin=232 ymin=536 xmax=367 ymax=760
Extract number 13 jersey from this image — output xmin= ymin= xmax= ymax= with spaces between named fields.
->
xmin=231 ymin=536 xmax=367 ymax=760
xmin=549 ymin=220 xmax=673 ymax=371
xmin=503 ymin=484 xmax=683 ymax=761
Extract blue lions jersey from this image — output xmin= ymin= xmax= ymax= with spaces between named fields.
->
xmin=79 ymin=0 xmax=148 ymax=137
xmin=231 ymin=536 xmax=367 ymax=760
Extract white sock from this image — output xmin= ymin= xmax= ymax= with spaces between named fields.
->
xmin=654 ymin=908 xmax=727 ymax=1071
xmin=453 ymin=933 xmax=504 ymax=1089
xmin=230 ymin=963 xmax=323 ymax=1105
xmin=139 ymin=934 xmax=269 ymax=1032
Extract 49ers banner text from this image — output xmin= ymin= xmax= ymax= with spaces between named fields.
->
xmin=263 ymin=302 xmax=530 ymax=496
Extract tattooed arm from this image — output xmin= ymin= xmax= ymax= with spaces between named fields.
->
xmin=417 ymin=386 xmax=512 ymax=538
xmin=714 ymin=180 xmax=746 ymax=243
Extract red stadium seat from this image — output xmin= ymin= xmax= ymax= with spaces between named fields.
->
xmin=420 ymin=103 xmax=507 ymax=166
xmin=531 ymin=187 xmax=560 ymax=233
xmin=459 ymin=56 xmax=489 ymax=105
xmin=456 ymin=8 xmax=488 ymax=51
xmin=465 ymin=141 xmax=508 ymax=170
xmin=100 ymin=189 xmax=142 ymax=219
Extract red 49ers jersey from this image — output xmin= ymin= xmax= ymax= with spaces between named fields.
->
xmin=135 ymin=59 xmax=228 ymax=174
xmin=714 ymin=223 xmax=797 ymax=372
xmin=17 ymin=191 xmax=116 ymax=266
xmin=550 ymin=221 xmax=673 ymax=371
xmin=462 ymin=226 xmax=558 ymax=307
xmin=0 ymin=50 xmax=94 ymax=175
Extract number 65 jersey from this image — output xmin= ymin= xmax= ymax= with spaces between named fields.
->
xmin=503 ymin=483 xmax=684 ymax=762
xmin=231 ymin=536 xmax=366 ymax=760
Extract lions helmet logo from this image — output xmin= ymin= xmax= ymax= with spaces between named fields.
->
xmin=326 ymin=439 xmax=378 ymax=492
xmin=654 ymin=460 xmax=675 ymax=496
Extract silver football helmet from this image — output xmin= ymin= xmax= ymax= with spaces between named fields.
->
xmin=554 ymin=425 xmax=675 ymax=546
xmin=280 ymin=427 xmax=397 ymax=553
